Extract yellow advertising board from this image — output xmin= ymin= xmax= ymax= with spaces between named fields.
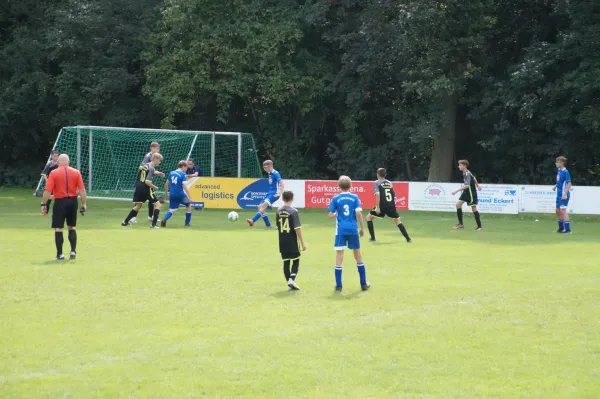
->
xmin=185 ymin=177 xmax=269 ymax=209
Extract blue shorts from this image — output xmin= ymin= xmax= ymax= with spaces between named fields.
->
xmin=556 ymin=196 xmax=570 ymax=209
xmin=261 ymin=193 xmax=278 ymax=206
xmin=169 ymin=195 xmax=190 ymax=210
xmin=334 ymin=234 xmax=360 ymax=251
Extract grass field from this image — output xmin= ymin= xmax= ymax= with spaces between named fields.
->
xmin=1 ymin=187 xmax=599 ymax=398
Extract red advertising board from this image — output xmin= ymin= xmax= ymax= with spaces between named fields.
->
xmin=305 ymin=180 xmax=408 ymax=210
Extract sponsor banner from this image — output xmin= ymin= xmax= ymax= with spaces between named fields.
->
xmin=519 ymin=185 xmax=575 ymax=214
xmin=186 ymin=177 xmax=265 ymax=209
xmin=271 ymin=180 xmax=306 ymax=209
xmin=186 ymin=177 xmax=307 ymax=209
xmin=305 ymin=180 xmax=408 ymax=210
xmin=569 ymin=186 xmax=600 ymax=214
xmin=408 ymin=182 xmax=459 ymax=212
xmin=477 ymin=184 xmax=519 ymax=214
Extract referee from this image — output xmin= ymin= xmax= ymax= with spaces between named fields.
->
xmin=41 ymin=154 xmax=87 ymax=260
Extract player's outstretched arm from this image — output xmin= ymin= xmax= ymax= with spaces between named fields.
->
xmin=183 ymin=182 xmax=192 ymax=199
xmin=328 ymin=212 xmax=336 ymax=219
xmin=295 ymin=228 xmax=307 ymax=251
xmin=275 ymin=179 xmax=285 ymax=197
xmin=164 ymin=180 xmax=170 ymax=199
xmin=145 ymin=179 xmax=158 ymax=191
xmin=356 ymin=209 xmax=365 ymax=237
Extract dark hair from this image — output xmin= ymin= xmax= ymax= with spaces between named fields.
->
xmin=282 ymin=189 xmax=294 ymax=202
xmin=187 ymin=158 xmax=194 ymax=163
xmin=556 ymin=156 xmax=567 ymax=164
xmin=51 ymin=150 xmax=59 ymax=155
xmin=178 ymin=160 xmax=187 ymax=168
xmin=458 ymin=160 xmax=470 ymax=167
xmin=151 ymin=142 xmax=160 ymax=148
xmin=377 ymin=168 xmax=386 ymax=178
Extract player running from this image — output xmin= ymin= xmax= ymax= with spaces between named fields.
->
xmin=122 ymin=153 xmax=163 ymax=228
xmin=553 ymin=156 xmax=572 ymax=234
xmin=139 ymin=142 xmax=165 ymax=222
xmin=328 ymin=176 xmax=370 ymax=292
xmin=366 ymin=168 xmax=411 ymax=243
xmin=452 ymin=160 xmax=483 ymax=231
xmin=40 ymin=149 xmax=60 ymax=212
xmin=246 ymin=160 xmax=284 ymax=228
xmin=276 ymin=189 xmax=307 ymax=290
xmin=161 ymin=161 xmax=193 ymax=228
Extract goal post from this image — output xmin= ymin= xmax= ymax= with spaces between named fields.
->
xmin=35 ymin=126 xmax=261 ymax=200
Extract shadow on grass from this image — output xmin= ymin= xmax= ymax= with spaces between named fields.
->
xmin=270 ymin=290 xmax=300 ymax=298
xmin=328 ymin=289 xmax=364 ymax=300
xmin=30 ymin=260 xmax=74 ymax=266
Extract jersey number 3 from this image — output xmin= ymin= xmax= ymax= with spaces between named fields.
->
xmin=279 ymin=218 xmax=290 ymax=233
xmin=343 ymin=204 xmax=350 ymax=216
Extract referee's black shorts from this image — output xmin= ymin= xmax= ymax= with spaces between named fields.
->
xmin=52 ymin=197 xmax=78 ymax=228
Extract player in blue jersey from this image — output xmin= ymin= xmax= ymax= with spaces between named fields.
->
xmin=246 ymin=160 xmax=284 ymax=228
xmin=553 ymin=156 xmax=572 ymax=234
xmin=161 ymin=160 xmax=193 ymax=228
xmin=328 ymin=176 xmax=370 ymax=292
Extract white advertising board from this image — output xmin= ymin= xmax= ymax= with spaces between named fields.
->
xmin=519 ymin=185 xmax=574 ymax=214
xmin=569 ymin=186 xmax=600 ymax=214
xmin=477 ymin=184 xmax=519 ymax=214
xmin=408 ymin=182 xmax=461 ymax=212
xmin=271 ymin=179 xmax=306 ymax=209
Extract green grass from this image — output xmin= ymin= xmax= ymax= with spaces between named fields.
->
xmin=1 ymin=187 xmax=599 ymax=398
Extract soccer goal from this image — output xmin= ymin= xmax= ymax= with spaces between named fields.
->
xmin=35 ymin=126 xmax=261 ymax=200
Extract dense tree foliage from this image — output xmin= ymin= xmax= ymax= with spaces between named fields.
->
xmin=1 ymin=0 xmax=599 ymax=186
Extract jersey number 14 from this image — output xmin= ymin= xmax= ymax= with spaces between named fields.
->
xmin=279 ymin=218 xmax=290 ymax=233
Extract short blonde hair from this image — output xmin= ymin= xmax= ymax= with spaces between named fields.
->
xmin=338 ymin=175 xmax=352 ymax=191
xmin=263 ymin=160 xmax=273 ymax=167
xmin=152 ymin=153 xmax=163 ymax=161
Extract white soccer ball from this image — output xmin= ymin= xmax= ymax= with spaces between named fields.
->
xmin=228 ymin=211 xmax=239 ymax=222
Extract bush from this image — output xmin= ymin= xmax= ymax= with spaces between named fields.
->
xmin=0 ymin=163 xmax=43 ymax=188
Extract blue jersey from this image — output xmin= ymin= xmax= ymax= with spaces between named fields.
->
xmin=328 ymin=192 xmax=362 ymax=235
xmin=556 ymin=168 xmax=571 ymax=197
xmin=168 ymin=170 xmax=188 ymax=197
xmin=268 ymin=170 xmax=282 ymax=194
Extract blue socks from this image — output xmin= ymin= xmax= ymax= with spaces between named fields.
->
xmin=558 ymin=220 xmax=564 ymax=231
xmin=262 ymin=213 xmax=271 ymax=227
xmin=564 ymin=221 xmax=571 ymax=232
xmin=357 ymin=263 xmax=367 ymax=285
xmin=251 ymin=211 xmax=271 ymax=226
xmin=185 ymin=212 xmax=192 ymax=225
xmin=163 ymin=211 xmax=173 ymax=222
xmin=334 ymin=264 xmax=367 ymax=287
xmin=335 ymin=266 xmax=343 ymax=287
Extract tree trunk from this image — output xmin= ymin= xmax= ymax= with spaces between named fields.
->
xmin=404 ymin=151 xmax=413 ymax=181
xmin=427 ymin=92 xmax=458 ymax=182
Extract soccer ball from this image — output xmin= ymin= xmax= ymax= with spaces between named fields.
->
xmin=228 ymin=211 xmax=239 ymax=222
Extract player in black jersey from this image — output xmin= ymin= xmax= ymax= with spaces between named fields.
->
xmin=140 ymin=142 xmax=165 ymax=221
xmin=452 ymin=160 xmax=483 ymax=231
xmin=122 ymin=153 xmax=163 ymax=228
xmin=40 ymin=150 xmax=60 ymax=212
xmin=366 ymin=168 xmax=411 ymax=243
xmin=276 ymin=189 xmax=306 ymax=290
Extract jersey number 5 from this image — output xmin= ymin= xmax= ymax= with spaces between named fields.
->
xmin=171 ymin=176 xmax=178 ymax=184
xmin=384 ymin=189 xmax=393 ymax=203
xmin=279 ymin=218 xmax=290 ymax=233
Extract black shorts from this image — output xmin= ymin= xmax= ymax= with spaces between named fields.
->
xmin=280 ymin=240 xmax=301 ymax=260
xmin=370 ymin=206 xmax=400 ymax=219
xmin=459 ymin=191 xmax=478 ymax=206
xmin=281 ymin=251 xmax=301 ymax=261
xmin=133 ymin=184 xmax=158 ymax=204
xmin=52 ymin=197 xmax=78 ymax=228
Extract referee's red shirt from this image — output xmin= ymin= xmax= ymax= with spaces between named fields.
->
xmin=45 ymin=166 xmax=84 ymax=199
